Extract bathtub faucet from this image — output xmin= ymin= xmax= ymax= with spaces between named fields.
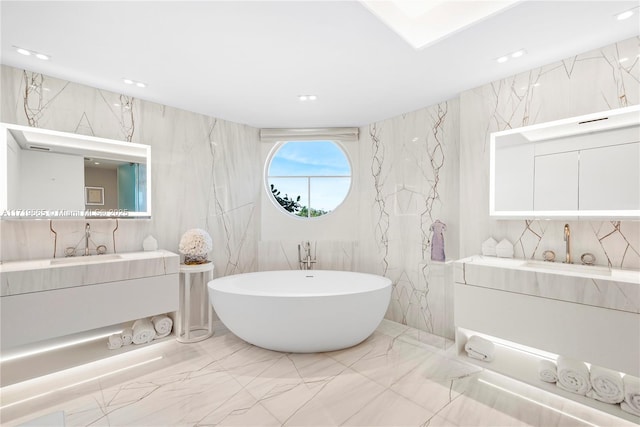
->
xmin=298 ymin=241 xmax=316 ymax=270
xmin=84 ymin=223 xmax=91 ymax=256
xmin=563 ymin=223 xmax=571 ymax=264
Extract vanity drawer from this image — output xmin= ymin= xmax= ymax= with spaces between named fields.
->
xmin=0 ymin=274 xmax=178 ymax=350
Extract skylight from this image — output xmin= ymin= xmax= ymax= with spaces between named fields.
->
xmin=360 ymin=0 xmax=521 ymax=50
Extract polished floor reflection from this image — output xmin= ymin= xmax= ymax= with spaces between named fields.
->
xmin=1 ymin=320 xmax=635 ymax=426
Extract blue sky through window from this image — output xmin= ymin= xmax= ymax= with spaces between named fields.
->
xmin=268 ymin=141 xmax=351 ymax=177
xmin=268 ymin=141 xmax=352 ymax=215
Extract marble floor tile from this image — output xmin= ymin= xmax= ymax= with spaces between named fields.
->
xmin=1 ymin=319 xmax=635 ymax=427
xmin=342 ymin=389 xmax=435 ymax=426
xmin=283 ymin=367 xmax=387 ymax=425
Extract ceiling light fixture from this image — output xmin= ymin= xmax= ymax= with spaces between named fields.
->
xmin=14 ymin=46 xmax=51 ymax=60
xmin=123 ymin=78 xmax=147 ymax=88
xmin=619 ymin=57 xmax=629 ymax=63
xmin=298 ymin=94 xmax=317 ymax=101
xmin=497 ymin=48 xmax=526 ymax=64
xmin=616 ymin=9 xmax=634 ymax=20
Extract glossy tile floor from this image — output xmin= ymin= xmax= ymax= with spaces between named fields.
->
xmin=1 ymin=320 xmax=636 ymax=426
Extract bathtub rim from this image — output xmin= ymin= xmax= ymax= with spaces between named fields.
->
xmin=207 ymin=269 xmax=391 ymax=298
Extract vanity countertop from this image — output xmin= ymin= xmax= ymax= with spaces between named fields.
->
xmin=0 ymin=250 xmax=179 ymax=297
xmin=454 ymin=255 xmax=640 ymax=314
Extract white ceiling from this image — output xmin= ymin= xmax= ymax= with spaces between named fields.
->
xmin=1 ymin=1 xmax=638 ymax=129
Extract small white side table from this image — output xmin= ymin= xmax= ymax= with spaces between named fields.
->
xmin=177 ymin=262 xmax=214 ymax=343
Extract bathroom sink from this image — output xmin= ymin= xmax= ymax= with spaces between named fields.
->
xmin=50 ymin=254 xmax=122 ymax=265
xmin=524 ymin=259 xmax=611 ymax=276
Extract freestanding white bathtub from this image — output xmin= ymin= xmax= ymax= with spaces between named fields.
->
xmin=208 ymin=270 xmax=392 ymax=353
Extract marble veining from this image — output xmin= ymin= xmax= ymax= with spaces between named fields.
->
xmin=368 ymin=122 xmax=391 ymax=276
xmin=512 ymin=220 xmax=546 ymax=260
xmin=360 ymin=100 xmax=458 ymax=340
xmin=22 ymin=71 xmax=69 ymax=128
xmin=594 ymin=221 xmax=640 ymax=269
xmin=455 ymin=256 xmax=640 ymax=314
xmin=1 ymin=320 xmax=634 ymax=427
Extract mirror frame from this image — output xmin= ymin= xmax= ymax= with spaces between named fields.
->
xmin=489 ymin=105 xmax=640 ymax=219
xmin=0 ymin=123 xmax=151 ymax=219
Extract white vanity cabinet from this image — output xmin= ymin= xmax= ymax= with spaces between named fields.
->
xmin=453 ymin=256 xmax=640 ymax=420
xmin=0 ymin=250 xmax=179 ymax=351
xmin=454 ymin=256 xmax=639 ymax=374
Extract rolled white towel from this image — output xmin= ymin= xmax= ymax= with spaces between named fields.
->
xmin=107 ymin=333 xmax=123 ymax=350
xmin=152 ymin=315 xmax=173 ymax=339
xmin=464 ymin=335 xmax=495 ymax=362
xmin=538 ymin=359 xmax=558 ymax=383
xmin=621 ymin=375 xmax=640 ymax=417
xmin=121 ymin=327 xmax=133 ymax=346
xmin=556 ymin=356 xmax=591 ymax=395
xmin=132 ymin=318 xmax=156 ymax=344
xmin=586 ymin=365 xmax=624 ymax=404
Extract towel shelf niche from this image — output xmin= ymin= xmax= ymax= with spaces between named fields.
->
xmin=453 ymin=256 xmax=640 ymax=422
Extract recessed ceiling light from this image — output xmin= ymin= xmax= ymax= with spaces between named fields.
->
xmin=533 ymin=83 xmax=541 ymax=87
xmin=497 ymin=56 xmax=508 ymax=64
xmin=113 ymin=103 xmax=120 ymax=107
xmin=616 ymin=10 xmax=634 ymax=20
xmin=123 ymin=79 xmax=146 ymax=88
xmin=511 ymin=50 xmax=525 ymax=58
xmin=308 ymin=95 xmax=317 ymax=101
xmin=15 ymin=47 xmax=51 ymax=60
xmin=619 ymin=57 xmax=629 ymax=63
xmin=298 ymin=95 xmax=308 ymax=101
xmin=94 ymin=162 xmax=100 ymax=165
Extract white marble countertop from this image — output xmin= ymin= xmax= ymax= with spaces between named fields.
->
xmin=454 ymin=255 xmax=640 ymax=313
xmin=0 ymin=250 xmax=179 ymax=297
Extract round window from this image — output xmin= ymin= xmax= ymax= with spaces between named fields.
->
xmin=266 ymin=140 xmax=351 ymax=218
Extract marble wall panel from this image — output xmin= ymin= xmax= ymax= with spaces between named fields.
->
xmin=460 ymin=36 xmax=640 ymax=269
xmin=357 ymin=100 xmax=460 ymax=338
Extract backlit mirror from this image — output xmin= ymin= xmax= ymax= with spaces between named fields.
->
xmin=490 ymin=105 xmax=640 ymax=219
xmin=0 ymin=123 xmax=151 ymax=218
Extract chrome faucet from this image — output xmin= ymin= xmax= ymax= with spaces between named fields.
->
xmin=563 ymin=223 xmax=571 ymax=264
xmin=84 ymin=223 xmax=91 ymax=256
xmin=298 ymin=241 xmax=316 ymax=270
